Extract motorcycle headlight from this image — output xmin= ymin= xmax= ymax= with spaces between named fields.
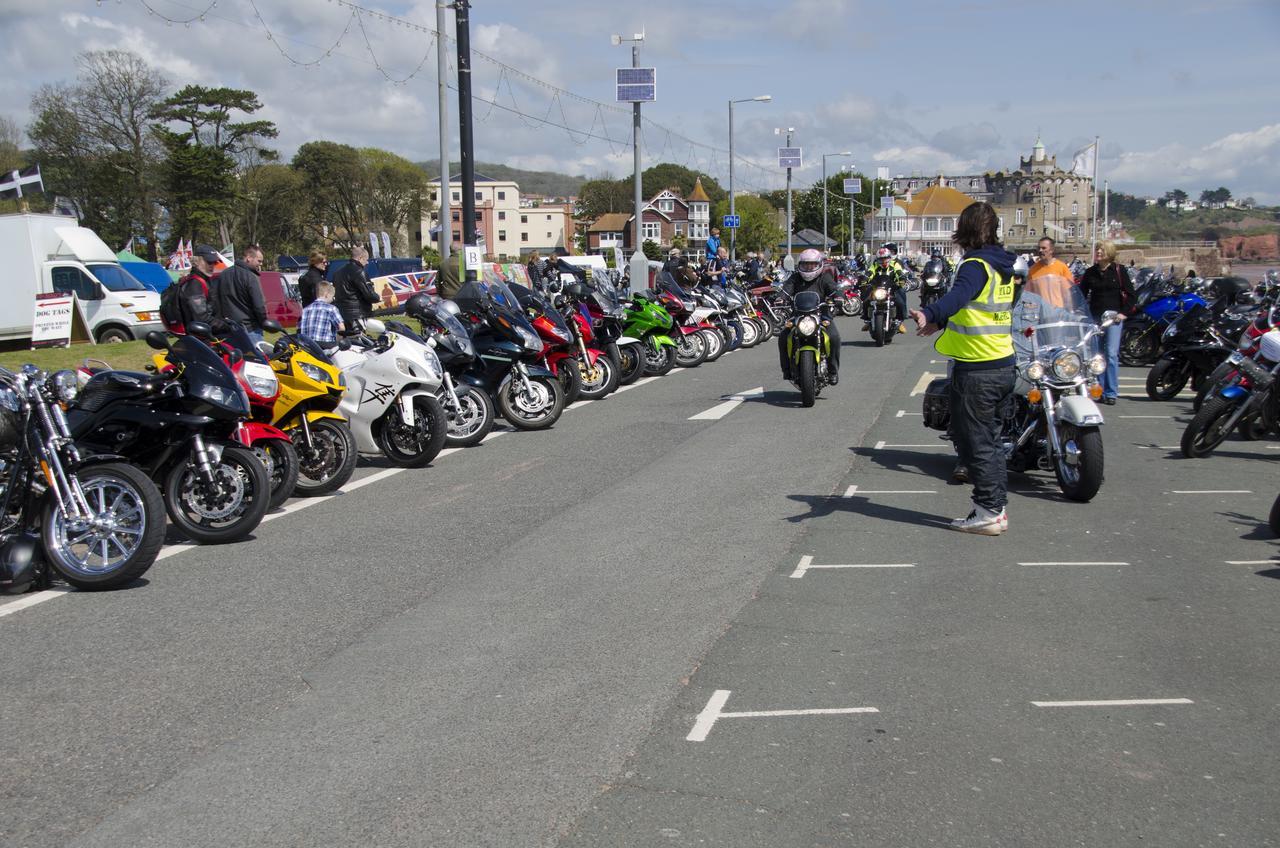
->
xmin=1026 ymin=361 xmax=1046 ymax=381
xmin=196 ymin=382 xmax=240 ymax=409
xmin=554 ymin=326 xmax=573 ymax=343
xmin=797 ymin=315 xmax=819 ymax=336
xmin=1052 ymin=350 xmax=1083 ymax=381
xmin=1162 ymin=323 xmax=1179 ymax=340
xmin=518 ymin=325 xmax=542 ymax=352
xmin=1088 ymin=354 xmax=1106 ymax=375
xmin=299 ymin=362 xmax=327 ymax=384
xmin=50 ymin=369 xmax=79 ymax=403
xmin=873 ymin=288 xmax=888 ymax=301
xmin=421 ymin=348 xmax=442 ymax=381
xmin=242 ymin=362 xmax=279 ymax=399
xmin=925 ymin=275 xmax=940 ymax=285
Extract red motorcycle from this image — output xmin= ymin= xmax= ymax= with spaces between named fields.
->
xmin=557 ymin=282 xmax=620 ymax=399
xmin=510 ymin=282 xmax=582 ymax=405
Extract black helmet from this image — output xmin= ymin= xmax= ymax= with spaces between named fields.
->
xmin=404 ymin=292 xmax=435 ymax=319
xmin=565 ymin=281 xmax=591 ymax=301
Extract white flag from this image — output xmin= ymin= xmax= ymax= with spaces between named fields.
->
xmin=876 ymin=166 xmax=890 ymax=181
xmin=122 ymin=237 xmax=134 ymax=254
xmin=1071 ymin=142 xmax=1096 ymax=177
xmin=380 ymin=231 xmax=392 ymax=259
xmin=368 ymin=232 xmax=381 ymax=260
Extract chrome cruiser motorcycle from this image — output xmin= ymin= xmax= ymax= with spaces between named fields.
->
xmin=1 ymin=365 xmax=165 ymax=592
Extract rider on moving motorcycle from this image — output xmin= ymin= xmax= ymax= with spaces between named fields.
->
xmin=865 ymin=248 xmax=909 ymax=334
xmin=779 ymin=249 xmax=841 ymax=384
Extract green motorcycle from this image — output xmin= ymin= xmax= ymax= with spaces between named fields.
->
xmin=624 ymin=291 xmax=679 ymax=376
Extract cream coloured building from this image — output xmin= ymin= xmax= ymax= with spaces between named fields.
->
xmin=424 ymin=174 xmax=574 ymax=258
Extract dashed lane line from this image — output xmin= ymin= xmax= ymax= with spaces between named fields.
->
xmin=909 ymin=371 xmax=941 ymax=397
xmin=1031 ymin=698 xmax=1193 ymax=708
xmin=688 ymin=387 xmax=764 ymax=421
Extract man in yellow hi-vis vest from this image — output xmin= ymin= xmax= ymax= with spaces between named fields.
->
xmin=909 ymin=202 xmax=1018 ymax=536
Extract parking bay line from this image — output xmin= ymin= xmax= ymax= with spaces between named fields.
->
xmin=790 ymin=555 xmax=915 ymax=578
xmin=909 ymin=371 xmax=941 ymax=397
xmin=895 ymin=410 xmax=923 ymax=417
xmin=1171 ymin=489 xmax=1253 ymax=494
xmin=1031 ymin=698 xmax=1193 ymax=708
xmin=1019 ymin=561 xmax=1129 ymax=567
xmin=689 ymin=387 xmax=764 ymax=421
xmin=0 ymin=586 xmax=75 ymax=619
xmin=1225 ymin=559 xmax=1280 ymax=565
xmin=687 ymin=689 xmax=879 ymax=742
xmin=844 ymin=485 xmax=936 ymax=497
xmin=872 ymin=440 xmax=950 ymax=450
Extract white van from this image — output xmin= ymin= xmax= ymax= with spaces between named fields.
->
xmin=0 ymin=213 xmax=164 ymax=344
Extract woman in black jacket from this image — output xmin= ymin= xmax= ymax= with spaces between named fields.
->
xmin=297 ymin=250 xmax=328 ymax=307
xmin=1078 ymin=240 xmax=1136 ymax=404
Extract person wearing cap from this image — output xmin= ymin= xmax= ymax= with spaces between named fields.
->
xmin=662 ymin=248 xmax=685 ymax=276
xmin=744 ymin=251 xmax=763 ymax=283
xmin=212 ymin=244 xmax=269 ymax=343
xmin=170 ymin=244 xmax=220 ymax=333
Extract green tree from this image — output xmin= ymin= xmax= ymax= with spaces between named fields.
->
xmin=361 ymin=148 xmax=429 ymax=255
xmin=576 ymin=177 xmax=631 ymax=220
xmin=292 ymin=141 xmax=367 ymax=249
xmin=641 ymin=239 xmax=663 ymax=260
xmin=712 ymin=194 xmax=783 ymax=255
xmin=1162 ymin=188 xmax=1189 ymax=207
xmin=793 ymin=170 xmax=888 ymax=242
xmin=1199 ymin=186 xmax=1232 ymax=206
xmin=641 ymin=164 xmax=725 ymax=206
xmin=236 ymin=163 xmax=308 ymax=254
xmin=29 ymin=50 xmax=167 ymax=257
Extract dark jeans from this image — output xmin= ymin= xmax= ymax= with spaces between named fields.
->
xmin=778 ymin=319 xmax=840 ymax=376
xmin=893 ymin=287 xmax=908 ymax=321
xmin=949 ymin=365 xmax=1015 ymax=511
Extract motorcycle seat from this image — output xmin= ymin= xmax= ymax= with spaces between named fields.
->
xmin=72 ymin=370 xmax=167 ymax=413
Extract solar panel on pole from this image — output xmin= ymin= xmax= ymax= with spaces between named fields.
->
xmin=616 ymin=68 xmax=656 ymax=102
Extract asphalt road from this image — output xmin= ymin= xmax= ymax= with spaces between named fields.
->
xmin=3 ymin=314 xmax=1278 ymax=848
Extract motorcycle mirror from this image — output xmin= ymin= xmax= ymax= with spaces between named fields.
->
xmin=145 ymin=330 xmax=171 ymax=351
xmin=186 ymin=322 xmax=213 ymax=340
xmin=262 ymin=319 xmax=283 ymax=334
xmin=338 ymin=338 xmax=352 ymax=351
xmin=364 ymin=318 xmax=387 ymax=335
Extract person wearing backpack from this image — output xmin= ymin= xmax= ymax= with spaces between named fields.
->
xmin=162 ymin=244 xmax=219 ymax=334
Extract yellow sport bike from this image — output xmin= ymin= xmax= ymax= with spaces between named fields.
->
xmin=265 ymin=329 xmax=358 ymax=495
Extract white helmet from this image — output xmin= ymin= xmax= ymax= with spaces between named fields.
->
xmin=797 ymin=248 xmax=823 ymax=282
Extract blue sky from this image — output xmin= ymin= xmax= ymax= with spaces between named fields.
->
xmin=4 ymin=0 xmax=1279 ymax=202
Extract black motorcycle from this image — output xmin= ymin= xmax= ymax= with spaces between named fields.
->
xmin=453 ymin=277 xmax=566 ymax=431
xmin=919 ymin=259 xmax=950 ymax=307
xmin=0 ymin=365 xmax=166 ymax=592
xmin=67 ymin=326 xmax=271 ymax=545
xmin=1145 ymin=303 xmax=1243 ymax=401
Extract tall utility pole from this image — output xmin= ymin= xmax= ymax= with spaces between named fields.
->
xmin=775 ymin=127 xmax=795 ymax=257
xmin=612 ymin=31 xmax=647 ymax=289
xmin=728 ymin=95 xmax=770 ymax=261
xmin=436 ymin=2 xmax=451 ymax=262
xmin=822 ymin=151 xmax=851 ymax=255
xmin=454 ymin=0 xmax=477 ymax=281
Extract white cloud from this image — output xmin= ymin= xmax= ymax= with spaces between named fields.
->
xmin=1108 ymin=123 xmax=1280 ymax=203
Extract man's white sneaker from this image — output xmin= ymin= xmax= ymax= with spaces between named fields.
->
xmin=950 ymin=505 xmax=1006 ymax=535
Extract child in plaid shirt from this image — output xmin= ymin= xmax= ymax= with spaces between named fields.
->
xmin=298 ymin=281 xmax=344 ymax=347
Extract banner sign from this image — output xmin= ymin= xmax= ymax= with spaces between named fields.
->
xmin=31 ymin=292 xmax=91 ymax=349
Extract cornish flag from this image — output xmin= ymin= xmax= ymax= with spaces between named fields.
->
xmin=0 ymin=164 xmax=44 ymax=199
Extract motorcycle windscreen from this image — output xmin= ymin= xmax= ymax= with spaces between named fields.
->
xmin=169 ymin=334 xmax=249 ymax=415
xmin=1014 ymin=274 xmax=1101 ymax=360
xmin=428 ymin=303 xmax=477 ymax=359
xmin=793 ymin=290 xmax=822 ymax=312
xmin=654 ymin=271 xmax=690 ymax=301
xmin=219 ymin=321 xmax=270 ymax=364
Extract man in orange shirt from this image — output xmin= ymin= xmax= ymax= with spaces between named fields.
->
xmin=1028 ymin=236 xmax=1073 ymax=283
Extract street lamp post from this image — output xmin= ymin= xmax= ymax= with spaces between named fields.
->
xmin=728 ymin=94 xmax=770 ymax=261
xmin=610 ymin=31 xmax=647 ymax=287
xmin=822 ymin=151 xmax=852 ymax=255
xmin=775 ymin=127 xmax=795 ymax=258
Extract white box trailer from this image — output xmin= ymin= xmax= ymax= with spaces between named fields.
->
xmin=0 ymin=213 xmax=164 ymax=344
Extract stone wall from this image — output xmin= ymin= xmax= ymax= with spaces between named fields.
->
xmin=1115 ymin=246 xmax=1226 ymax=276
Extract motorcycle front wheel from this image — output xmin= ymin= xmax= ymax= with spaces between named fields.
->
xmin=871 ymin=312 xmax=886 ymax=347
xmin=377 ymin=395 xmax=448 ymax=468
xmin=699 ymin=328 xmax=724 ymax=363
xmin=164 ymin=444 xmax=270 ymax=544
xmin=443 ymin=384 xmax=496 ymax=447
xmin=1181 ymin=395 xmax=1239 ymax=458
xmin=578 ymin=353 xmax=619 ymax=400
xmin=740 ymin=316 xmax=760 ymax=347
xmin=1054 ymin=424 xmax=1104 ymax=502
xmin=617 ymin=344 xmax=646 ymax=385
xmin=498 ymin=373 xmax=564 ymax=430
xmin=797 ymin=349 xmax=817 ymax=408
xmin=254 ymin=439 xmax=300 ymax=511
xmin=41 ymin=462 xmax=166 ymax=589
xmin=674 ymin=331 xmax=708 ymax=368
xmin=555 ymin=357 xmax=582 ymax=406
xmin=643 ymin=341 xmax=678 ymax=375
xmin=840 ymin=298 xmax=859 ymax=317
xmin=291 ymin=419 xmax=358 ymax=495
xmin=1146 ymin=358 xmax=1190 ymax=401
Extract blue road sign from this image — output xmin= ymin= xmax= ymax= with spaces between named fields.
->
xmin=722 ymin=215 xmax=741 ymax=229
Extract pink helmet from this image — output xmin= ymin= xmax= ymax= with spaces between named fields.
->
xmin=797 ymin=248 xmax=823 ymax=282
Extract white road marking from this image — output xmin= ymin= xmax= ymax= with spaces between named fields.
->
xmin=895 ymin=410 xmax=922 ymax=417
xmin=687 ymin=689 xmax=879 ymax=742
xmin=910 ymin=372 xmax=941 ymax=397
xmin=688 ymin=387 xmax=764 ymax=421
xmin=1225 ymin=559 xmax=1279 ymax=565
xmin=564 ymin=399 xmax=592 ymax=411
xmin=1171 ymin=490 xmax=1253 ymax=494
xmin=1031 ymin=698 xmax=1193 ymax=708
xmin=1136 ymin=445 xmax=1180 ymax=450
xmin=614 ymin=375 xmax=661 ymax=393
xmin=844 ymin=485 xmax=936 ymax=497
xmin=1018 ymin=561 xmax=1129 ymax=567
xmin=873 ymin=442 xmax=950 ymax=449
xmin=0 ymin=587 xmax=74 ymax=619
xmin=790 ymin=555 xmax=915 ymax=578
xmin=1119 ymin=415 xmax=1171 ymax=419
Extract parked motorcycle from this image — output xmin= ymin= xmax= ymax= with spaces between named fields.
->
xmin=1181 ymin=328 xmax=1280 ymax=458
xmin=330 ymin=319 xmax=449 ymax=467
xmin=583 ymin=276 xmax=646 ymax=386
xmin=623 ymin=289 xmax=679 ymax=376
xmin=1120 ymin=275 xmax=1208 ymax=365
xmin=1145 ymin=303 xmax=1240 ymax=401
xmin=0 ymin=365 xmax=166 ymax=592
xmin=68 ymin=327 xmax=272 ymax=544
xmin=923 ymin=275 xmax=1113 ymax=501
xmin=402 ymin=295 xmax=497 ymax=448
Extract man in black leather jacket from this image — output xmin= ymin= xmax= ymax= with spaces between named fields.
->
xmin=333 ymin=246 xmax=380 ymax=328
xmin=211 ymin=245 xmax=268 ymax=342
xmin=778 ymin=249 xmax=841 ymax=384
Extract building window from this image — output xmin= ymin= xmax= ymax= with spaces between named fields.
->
xmin=924 ymin=217 xmax=937 ymax=232
xmin=546 ymin=232 xmax=552 ymax=238
xmin=658 ymin=199 xmax=674 ymax=212
xmin=1029 ymin=207 xmax=1036 ymax=219
xmin=498 ymin=230 xmax=507 ymax=240
xmin=545 ymin=214 xmax=552 ymax=221
xmin=1067 ymin=224 xmax=1076 ymax=238
xmin=475 ymin=191 xmax=482 ymax=201
xmin=674 ymin=223 xmax=684 ymax=235
xmin=1029 ymin=228 xmax=1037 ymax=237
xmin=451 ymin=211 xmax=460 ymax=221
xmin=497 ymin=191 xmax=506 ymax=201
xmin=970 ymin=179 xmax=978 ymax=188
xmin=430 ymin=192 xmax=438 ymax=202
xmin=642 ymin=222 xmax=661 ymax=241
xmin=452 ymin=231 xmax=461 ymax=242
xmin=452 ymin=192 xmax=460 ymax=202
xmin=521 ymin=233 xmax=529 ymax=242
xmin=942 ymin=218 xmax=954 ymax=230
xmin=1015 ymin=208 xmax=1025 ymax=224
xmin=1071 ymin=202 xmax=1078 ymax=215
xmin=498 ymin=211 xmax=506 ymax=221
xmin=521 ymin=215 xmax=528 ymax=224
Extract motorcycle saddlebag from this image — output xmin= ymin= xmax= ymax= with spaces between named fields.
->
xmin=922 ymin=377 xmax=950 ymax=430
